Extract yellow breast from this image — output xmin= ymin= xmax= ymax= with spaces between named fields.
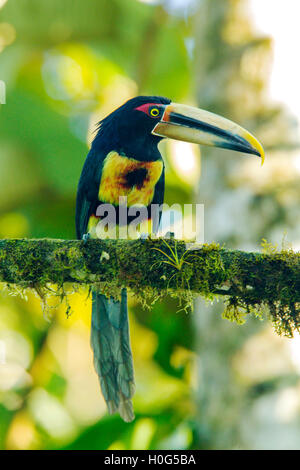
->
xmin=98 ymin=151 xmax=163 ymax=207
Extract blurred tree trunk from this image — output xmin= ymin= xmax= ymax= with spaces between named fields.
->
xmin=192 ymin=0 xmax=274 ymax=449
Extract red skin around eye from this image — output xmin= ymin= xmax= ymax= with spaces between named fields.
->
xmin=135 ymin=103 xmax=160 ymax=115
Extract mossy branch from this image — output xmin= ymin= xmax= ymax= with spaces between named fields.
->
xmin=0 ymin=238 xmax=299 ymax=336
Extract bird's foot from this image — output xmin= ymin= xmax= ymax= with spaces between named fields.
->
xmin=139 ymin=232 xmax=150 ymax=243
xmin=82 ymin=233 xmax=91 ymax=244
xmin=140 ymin=232 xmax=149 ymax=240
xmin=162 ymin=231 xmax=175 ymax=239
xmin=139 ymin=232 xmax=175 ymax=242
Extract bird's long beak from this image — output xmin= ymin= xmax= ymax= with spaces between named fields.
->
xmin=152 ymin=103 xmax=265 ymax=164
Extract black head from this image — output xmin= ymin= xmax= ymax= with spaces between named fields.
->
xmin=91 ymin=95 xmax=265 ymax=163
xmin=92 ymin=96 xmax=171 ymax=158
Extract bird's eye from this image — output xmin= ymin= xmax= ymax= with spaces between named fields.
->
xmin=150 ymin=107 xmax=160 ymax=118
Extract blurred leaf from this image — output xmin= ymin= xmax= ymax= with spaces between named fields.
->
xmin=0 ymin=88 xmax=87 ymax=194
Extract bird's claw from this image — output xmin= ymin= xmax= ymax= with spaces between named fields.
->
xmin=82 ymin=233 xmax=91 ymax=244
xmin=162 ymin=231 xmax=175 ymax=239
xmin=139 ymin=232 xmax=150 ymax=242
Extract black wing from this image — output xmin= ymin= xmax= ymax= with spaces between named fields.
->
xmin=75 ymin=148 xmax=104 ymax=239
xmin=151 ymin=165 xmax=165 ymax=234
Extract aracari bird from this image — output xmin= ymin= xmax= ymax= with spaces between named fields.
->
xmin=75 ymin=96 xmax=264 ymax=422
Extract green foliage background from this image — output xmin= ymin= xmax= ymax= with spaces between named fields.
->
xmin=0 ymin=0 xmax=299 ymax=450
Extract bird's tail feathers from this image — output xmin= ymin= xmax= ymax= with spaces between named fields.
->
xmin=91 ymin=288 xmax=135 ymax=422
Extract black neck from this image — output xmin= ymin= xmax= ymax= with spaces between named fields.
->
xmin=92 ymin=117 xmax=163 ymax=162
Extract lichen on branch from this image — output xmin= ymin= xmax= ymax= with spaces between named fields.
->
xmin=0 ymin=238 xmax=299 ymax=336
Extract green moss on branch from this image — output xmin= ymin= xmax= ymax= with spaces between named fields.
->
xmin=0 ymin=238 xmax=299 ymax=336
